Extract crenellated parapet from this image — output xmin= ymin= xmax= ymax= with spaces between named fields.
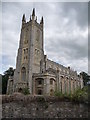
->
xmin=22 ymin=8 xmax=43 ymax=31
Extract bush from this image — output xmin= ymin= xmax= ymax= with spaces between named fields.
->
xmin=54 ymin=91 xmax=64 ymax=98
xmin=63 ymin=93 xmax=69 ymax=99
xmin=22 ymin=87 xmax=30 ymax=95
xmin=54 ymin=86 xmax=88 ymax=103
xmin=37 ymin=97 xmax=45 ymax=103
xmin=71 ymin=87 xmax=88 ymax=103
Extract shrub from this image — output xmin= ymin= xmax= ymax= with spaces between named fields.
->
xmin=63 ymin=93 xmax=69 ymax=99
xmin=54 ymin=91 xmax=64 ymax=98
xmin=44 ymin=102 xmax=48 ymax=109
xmin=54 ymin=86 xmax=88 ymax=103
xmin=37 ymin=96 xmax=45 ymax=103
xmin=71 ymin=87 xmax=88 ymax=103
xmin=22 ymin=87 xmax=30 ymax=95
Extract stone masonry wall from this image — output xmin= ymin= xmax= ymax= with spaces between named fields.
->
xmin=2 ymin=94 xmax=88 ymax=119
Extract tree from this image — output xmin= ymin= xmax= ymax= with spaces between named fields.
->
xmin=2 ymin=67 xmax=14 ymax=94
xmin=4 ymin=67 xmax=14 ymax=76
xmin=80 ymin=72 xmax=90 ymax=86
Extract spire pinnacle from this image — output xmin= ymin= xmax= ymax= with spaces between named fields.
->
xmin=32 ymin=8 xmax=35 ymax=16
xmin=22 ymin=14 xmax=26 ymax=22
xmin=36 ymin=16 xmax=37 ymax=21
xmin=30 ymin=15 xmax=31 ymax=21
xmin=40 ymin=16 xmax=44 ymax=24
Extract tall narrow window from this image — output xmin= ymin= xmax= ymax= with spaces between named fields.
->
xmin=21 ymin=67 xmax=26 ymax=81
xmin=26 ymin=48 xmax=28 ymax=53
xmin=24 ymin=49 xmax=25 ymax=54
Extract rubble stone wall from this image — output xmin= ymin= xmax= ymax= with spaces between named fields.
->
xmin=2 ymin=94 xmax=88 ymax=118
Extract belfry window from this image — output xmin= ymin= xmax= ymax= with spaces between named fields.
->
xmin=24 ymin=49 xmax=25 ymax=54
xmin=23 ymin=48 xmax=28 ymax=54
xmin=26 ymin=56 xmax=27 ymax=59
xmin=26 ymin=48 xmax=28 ymax=53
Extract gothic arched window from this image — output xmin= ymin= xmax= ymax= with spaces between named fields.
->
xmin=21 ymin=67 xmax=26 ymax=81
xmin=50 ymin=78 xmax=55 ymax=85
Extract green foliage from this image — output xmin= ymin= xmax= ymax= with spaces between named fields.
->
xmin=2 ymin=75 xmax=8 ymax=94
xmin=63 ymin=93 xmax=69 ymax=98
xmin=4 ymin=67 xmax=14 ymax=76
xmin=54 ymin=86 xmax=88 ymax=103
xmin=22 ymin=87 xmax=30 ymax=95
xmin=37 ymin=96 xmax=45 ymax=102
xmin=71 ymin=86 xmax=88 ymax=103
xmin=44 ymin=102 xmax=48 ymax=109
xmin=54 ymin=91 xmax=72 ymax=100
xmin=2 ymin=67 xmax=14 ymax=94
xmin=54 ymin=91 xmax=64 ymax=98
xmin=80 ymin=72 xmax=90 ymax=86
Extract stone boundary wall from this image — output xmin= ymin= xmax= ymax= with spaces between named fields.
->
xmin=2 ymin=93 xmax=89 ymax=118
xmin=2 ymin=94 xmax=69 ymax=103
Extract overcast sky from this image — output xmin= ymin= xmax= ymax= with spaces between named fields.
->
xmin=1 ymin=2 xmax=88 ymax=74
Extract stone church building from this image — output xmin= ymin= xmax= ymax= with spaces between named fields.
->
xmin=7 ymin=9 xmax=83 ymax=95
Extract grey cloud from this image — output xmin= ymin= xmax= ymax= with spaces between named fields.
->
xmin=2 ymin=2 xmax=88 ymax=73
xmin=45 ymin=36 xmax=88 ymax=60
xmin=61 ymin=2 xmax=88 ymax=28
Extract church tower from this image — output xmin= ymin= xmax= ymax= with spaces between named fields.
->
xmin=13 ymin=8 xmax=44 ymax=94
